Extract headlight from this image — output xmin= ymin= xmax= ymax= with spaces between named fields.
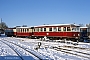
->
xmin=78 ymin=34 xmax=80 ymax=36
xmin=73 ymin=34 xmax=75 ymax=36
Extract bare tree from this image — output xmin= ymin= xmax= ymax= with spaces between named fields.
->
xmin=0 ymin=22 xmax=8 ymax=29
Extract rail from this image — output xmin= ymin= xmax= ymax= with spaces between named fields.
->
xmin=0 ymin=40 xmax=43 ymax=60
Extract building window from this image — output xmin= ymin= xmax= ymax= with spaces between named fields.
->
xmin=44 ymin=28 xmax=46 ymax=31
xmin=58 ymin=27 xmax=61 ymax=31
xmin=49 ymin=28 xmax=52 ymax=31
xmin=67 ymin=27 xmax=71 ymax=31
xmin=53 ymin=28 xmax=57 ymax=32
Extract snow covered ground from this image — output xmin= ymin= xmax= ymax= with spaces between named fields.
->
xmin=0 ymin=35 xmax=90 ymax=60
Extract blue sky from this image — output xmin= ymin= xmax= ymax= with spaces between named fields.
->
xmin=0 ymin=0 xmax=90 ymax=27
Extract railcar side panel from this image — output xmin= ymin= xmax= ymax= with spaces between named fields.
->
xmin=33 ymin=32 xmax=79 ymax=38
xmin=16 ymin=32 xmax=32 ymax=37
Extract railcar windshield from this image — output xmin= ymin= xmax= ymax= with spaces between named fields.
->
xmin=72 ymin=27 xmax=80 ymax=32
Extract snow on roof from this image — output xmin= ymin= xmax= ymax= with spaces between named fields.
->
xmin=34 ymin=23 xmax=80 ymax=27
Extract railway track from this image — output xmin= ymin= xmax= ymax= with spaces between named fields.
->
xmin=1 ymin=38 xmax=90 ymax=60
xmin=0 ymin=40 xmax=43 ymax=60
xmin=51 ymin=45 xmax=90 ymax=59
xmin=41 ymin=39 xmax=90 ymax=59
xmin=0 ymin=40 xmax=23 ymax=60
xmin=63 ymin=45 xmax=90 ymax=51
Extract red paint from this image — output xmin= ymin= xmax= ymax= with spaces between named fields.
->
xmin=14 ymin=32 xmax=17 ymax=35
xmin=33 ymin=32 xmax=79 ymax=38
xmin=16 ymin=32 xmax=32 ymax=36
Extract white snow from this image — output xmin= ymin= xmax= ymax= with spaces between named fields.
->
xmin=0 ymin=39 xmax=18 ymax=56
xmin=0 ymin=36 xmax=90 ymax=60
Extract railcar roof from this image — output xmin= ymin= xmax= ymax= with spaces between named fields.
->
xmin=16 ymin=26 xmax=32 ymax=28
xmin=80 ymin=27 xmax=88 ymax=28
xmin=34 ymin=23 xmax=80 ymax=27
xmin=6 ymin=27 xmax=16 ymax=29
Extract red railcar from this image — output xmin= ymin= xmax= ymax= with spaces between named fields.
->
xmin=16 ymin=27 xmax=33 ymax=37
xmin=5 ymin=27 xmax=33 ymax=37
xmin=4 ymin=24 xmax=80 ymax=39
xmin=5 ymin=23 xmax=90 ymax=42
xmin=33 ymin=24 xmax=80 ymax=40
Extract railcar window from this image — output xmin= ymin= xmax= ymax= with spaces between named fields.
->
xmin=63 ymin=27 xmax=66 ymax=31
xmin=20 ymin=29 xmax=22 ymax=32
xmin=80 ymin=28 xmax=87 ymax=32
xmin=23 ymin=29 xmax=24 ymax=32
xmin=37 ymin=28 xmax=39 ymax=32
xmin=21 ymin=29 xmax=22 ymax=32
xmin=24 ymin=29 xmax=26 ymax=32
xmin=49 ymin=28 xmax=52 ymax=31
xmin=16 ymin=29 xmax=18 ymax=32
xmin=18 ymin=29 xmax=20 ymax=32
xmin=44 ymin=28 xmax=46 ymax=31
xmin=25 ymin=29 xmax=27 ymax=32
xmin=35 ymin=28 xmax=36 ymax=32
xmin=34 ymin=29 xmax=35 ymax=32
xmin=27 ymin=29 xmax=29 ymax=32
xmin=17 ymin=29 xmax=19 ymax=32
xmin=72 ymin=28 xmax=76 ymax=31
xmin=19 ymin=29 xmax=20 ymax=32
xmin=58 ymin=27 xmax=61 ymax=31
xmin=34 ymin=28 xmax=36 ymax=32
xmin=53 ymin=28 xmax=57 ymax=32
xmin=67 ymin=27 xmax=71 ymax=31
xmin=26 ymin=29 xmax=28 ymax=32
xmin=40 ymin=28 xmax=43 ymax=32
xmin=76 ymin=27 xmax=79 ymax=31
xmin=80 ymin=29 xmax=83 ymax=32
